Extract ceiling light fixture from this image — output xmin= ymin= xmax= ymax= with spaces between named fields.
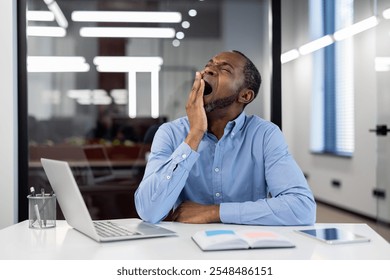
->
xmin=383 ymin=8 xmax=390 ymax=19
xmin=176 ymin=31 xmax=185 ymax=40
xmin=80 ymin=27 xmax=176 ymax=38
xmin=93 ymin=56 xmax=163 ymax=118
xmin=72 ymin=11 xmax=181 ymax=23
xmin=188 ymin=9 xmax=197 ymax=17
xmin=27 ymin=26 xmax=66 ymax=37
xmin=27 ymin=56 xmax=90 ymax=72
xmin=281 ymin=49 xmax=300 ymax=64
xmin=27 ymin=11 xmax=55 ymax=21
xmin=43 ymin=0 xmax=68 ymax=28
xmin=333 ymin=16 xmax=379 ymax=41
xmin=93 ymin=56 xmax=163 ymax=72
xmin=298 ymin=35 xmax=334 ymax=55
xmin=172 ymin=39 xmax=180 ymax=47
xmin=67 ymin=89 xmax=112 ymax=105
xmin=182 ymin=21 xmax=190 ymax=29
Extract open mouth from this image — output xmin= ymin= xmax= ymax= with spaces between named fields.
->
xmin=203 ymin=80 xmax=213 ymax=96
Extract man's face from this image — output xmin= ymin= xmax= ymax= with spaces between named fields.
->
xmin=200 ymin=52 xmax=246 ymax=113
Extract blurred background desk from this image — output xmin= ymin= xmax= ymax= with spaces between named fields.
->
xmin=0 ymin=221 xmax=389 ymax=260
xmin=28 ymin=144 xmax=149 ymax=220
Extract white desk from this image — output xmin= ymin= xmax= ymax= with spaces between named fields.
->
xmin=0 ymin=220 xmax=389 ymax=260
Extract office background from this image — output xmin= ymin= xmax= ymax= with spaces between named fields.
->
xmin=0 ymin=0 xmax=389 ymax=236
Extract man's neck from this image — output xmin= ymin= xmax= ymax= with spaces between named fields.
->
xmin=207 ymin=109 xmax=242 ymax=140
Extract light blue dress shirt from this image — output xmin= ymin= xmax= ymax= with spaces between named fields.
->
xmin=135 ymin=112 xmax=316 ymax=225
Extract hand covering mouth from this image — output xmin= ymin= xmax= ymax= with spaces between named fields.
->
xmin=203 ymin=80 xmax=213 ymax=96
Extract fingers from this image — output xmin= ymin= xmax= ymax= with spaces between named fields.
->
xmin=188 ymin=72 xmax=205 ymax=104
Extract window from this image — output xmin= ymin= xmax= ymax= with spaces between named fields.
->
xmin=25 ymin=0 xmax=271 ymax=220
xmin=310 ymin=0 xmax=354 ymax=156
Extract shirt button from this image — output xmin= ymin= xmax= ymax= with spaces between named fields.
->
xmin=166 ymin=175 xmax=171 ymax=180
xmin=214 ymin=167 xmax=220 ymax=173
xmin=181 ymin=154 xmax=187 ymax=159
xmin=215 ymin=192 xmax=221 ymax=197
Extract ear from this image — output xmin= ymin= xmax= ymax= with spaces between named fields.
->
xmin=238 ymin=89 xmax=255 ymax=105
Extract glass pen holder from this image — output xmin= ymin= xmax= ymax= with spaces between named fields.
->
xmin=27 ymin=194 xmax=56 ymax=229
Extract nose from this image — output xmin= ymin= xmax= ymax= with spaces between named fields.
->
xmin=202 ymin=66 xmax=216 ymax=76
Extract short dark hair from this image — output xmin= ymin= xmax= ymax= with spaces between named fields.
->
xmin=232 ymin=50 xmax=262 ymax=98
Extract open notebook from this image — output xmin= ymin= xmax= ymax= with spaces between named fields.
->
xmin=192 ymin=229 xmax=295 ymax=251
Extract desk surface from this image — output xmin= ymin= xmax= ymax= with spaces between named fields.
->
xmin=0 ymin=220 xmax=389 ymax=260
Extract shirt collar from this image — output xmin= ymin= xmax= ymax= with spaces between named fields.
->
xmin=226 ymin=111 xmax=246 ymax=138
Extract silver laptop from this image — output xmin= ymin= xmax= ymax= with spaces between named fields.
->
xmin=41 ymin=158 xmax=176 ymax=242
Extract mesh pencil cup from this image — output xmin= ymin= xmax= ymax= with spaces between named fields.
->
xmin=27 ymin=194 xmax=56 ymax=229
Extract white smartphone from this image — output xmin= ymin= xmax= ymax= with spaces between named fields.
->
xmin=296 ymin=227 xmax=370 ymax=245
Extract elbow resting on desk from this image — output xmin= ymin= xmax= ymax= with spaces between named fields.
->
xmin=134 ymin=192 xmax=166 ymax=224
xmin=285 ymin=195 xmax=317 ymax=226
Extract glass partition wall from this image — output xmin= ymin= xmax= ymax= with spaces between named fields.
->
xmin=24 ymin=0 xmax=274 ymax=220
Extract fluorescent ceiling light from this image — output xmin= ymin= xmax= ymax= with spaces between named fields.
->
xmin=111 ymin=89 xmax=128 ymax=105
xmin=27 ymin=26 xmax=66 ymax=37
xmin=77 ymin=98 xmax=112 ymax=105
xmin=72 ymin=11 xmax=181 ymax=23
xmin=128 ymin=72 xmax=137 ymax=118
xmin=27 ymin=11 xmax=55 ymax=21
xmin=80 ymin=27 xmax=175 ymax=38
xmin=127 ymin=70 xmax=160 ymax=119
xmin=93 ymin=56 xmax=163 ymax=72
xmin=67 ymin=89 xmax=112 ymax=105
xmin=383 ymin=8 xmax=390 ymax=19
xmin=299 ymin=35 xmax=334 ymax=55
xmin=27 ymin=56 xmax=90 ymax=72
xmin=67 ymin=89 xmax=92 ymax=99
xmin=281 ymin=49 xmax=300 ymax=64
xmin=44 ymin=0 xmax=68 ymax=28
xmin=150 ymin=70 xmax=159 ymax=119
xmin=333 ymin=16 xmax=378 ymax=41
xmin=93 ymin=57 xmax=163 ymax=118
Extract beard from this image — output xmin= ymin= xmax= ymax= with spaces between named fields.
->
xmin=204 ymin=91 xmax=240 ymax=113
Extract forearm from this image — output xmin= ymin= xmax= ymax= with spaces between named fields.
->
xmin=219 ymin=191 xmax=316 ymax=226
xmin=135 ymin=142 xmax=199 ymax=223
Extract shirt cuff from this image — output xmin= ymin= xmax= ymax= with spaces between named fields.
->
xmin=171 ymin=142 xmax=199 ymax=171
xmin=219 ymin=202 xmax=241 ymax=224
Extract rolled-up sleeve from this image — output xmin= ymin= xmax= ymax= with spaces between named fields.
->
xmin=135 ymin=125 xmax=199 ymax=223
xmin=219 ymin=125 xmax=316 ymax=226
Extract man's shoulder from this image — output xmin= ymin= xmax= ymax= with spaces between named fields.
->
xmin=164 ymin=116 xmax=189 ymax=127
xmin=245 ymin=114 xmax=280 ymax=132
xmin=159 ymin=116 xmax=189 ymax=133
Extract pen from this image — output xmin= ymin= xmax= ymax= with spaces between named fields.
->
xmin=34 ymin=204 xmax=42 ymax=228
xmin=30 ymin=186 xmax=42 ymax=227
xmin=30 ymin=186 xmax=35 ymax=197
xmin=38 ymin=190 xmax=54 ymax=211
xmin=41 ymin=188 xmax=46 ymax=227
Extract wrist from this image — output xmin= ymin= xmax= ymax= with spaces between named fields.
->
xmin=185 ymin=130 xmax=205 ymax=151
xmin=208 ymin=205 xmax=221 ymax=223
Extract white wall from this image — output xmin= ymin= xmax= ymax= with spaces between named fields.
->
xmin=0 ymin=0 xmax=18 ymax=229
xmin=281 ymin=0 xmax=380 ymax=219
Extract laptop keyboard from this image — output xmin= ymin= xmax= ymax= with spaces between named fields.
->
xmin=93 ymin=221 xmax=141 ymax=238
